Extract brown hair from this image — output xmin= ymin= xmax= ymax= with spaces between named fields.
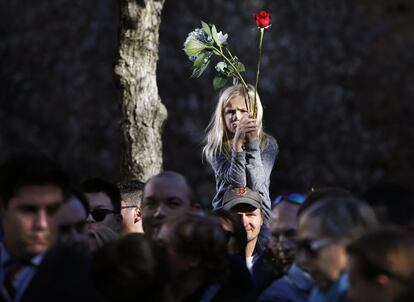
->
xmin=299 ymin=197 xmax=378 ymax=243
xmin=92 ymin=233 xmax=169 ymax=302
xmin=297 ymin=187 xmax=354 ymax=218
xmin=347 ymin=227 xmax=414 ymax=301
xmin=164 ymin=213 xmax=230 ymax=283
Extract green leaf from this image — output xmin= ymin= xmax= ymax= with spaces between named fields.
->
xmin=213 ymin=75 xmax=228 ymax=89
xmin=211 ymin=25 xmax=220 ymax=46
xmin=183 ymin=38 xmax=207 ymax=56
xmin=235 ymin=62 xmax=245 ymax=73
xmin=193 ymin=52 xmax=207 ymax=68
xmin=201 ymin=21 xmax=211 ymax=36
xmin=191 ymin=59 xmax=211 ymax=78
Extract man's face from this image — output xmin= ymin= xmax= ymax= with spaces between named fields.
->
xmin=269 ymin=202 xmax=299 ymax=273
xmin=1 ymin=185 xmax=63 ymax=259
xmin=55 ymin=196 xmax=89 ymax=252
xmin=232 ymin=204 xmax=263 ymax=243
xmin=85 ymin=192 xmax=121 ymax=233
xmin=296 ymin=214 xmax=347 ymax=290
xmin=142 ymin=176 xmax=191 ymax=239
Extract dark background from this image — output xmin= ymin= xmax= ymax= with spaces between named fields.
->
xmin=1 ymin=0 xmax=413 ymax=205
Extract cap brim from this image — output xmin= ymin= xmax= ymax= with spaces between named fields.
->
xmin=223 ymin=198 xmax=261 ymax=211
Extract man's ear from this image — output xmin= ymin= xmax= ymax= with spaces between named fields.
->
xmin=134 ymin=207 xmax=142 ymax=224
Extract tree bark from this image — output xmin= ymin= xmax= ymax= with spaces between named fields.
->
xmin=115 ymin=0 xmax=167 ymax=182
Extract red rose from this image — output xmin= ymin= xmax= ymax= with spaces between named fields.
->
xmin=253 ymin=10 xmax=271 ymax=28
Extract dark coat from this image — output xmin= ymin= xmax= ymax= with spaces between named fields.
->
xmin=20 ymin=245 xmax=101 ymax=302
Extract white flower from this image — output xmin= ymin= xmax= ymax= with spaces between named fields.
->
xmin=215 ymin=62 xmax=227 ymax=73
xmin=183 ymin=28 xmax=211 ymax=57
xmin=217 ymin=31 xmax=228 ymax=45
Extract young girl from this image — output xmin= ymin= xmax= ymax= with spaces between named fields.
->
xmin=203 ymin=84 xmax=278 ymax=223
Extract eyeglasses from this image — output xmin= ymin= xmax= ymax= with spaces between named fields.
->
xmin=296 ymin=238 xmax=334 ymax=257
xmin=272 ymin=193 xmax=305 ymax=208
xmin=90 ymin=209 xmax=116 ymax=222
xmin=121 ymin=205 xmax=137 ymax=209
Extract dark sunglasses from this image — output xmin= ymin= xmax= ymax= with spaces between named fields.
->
xmin=272 ymin=193 xmax=305 ymax=208
xmin=296 ymin=238 xmax=333 ymax=257
xmin=90 ymin=209 xmax=116 ymax=222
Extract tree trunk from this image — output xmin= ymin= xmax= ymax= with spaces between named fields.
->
xmin=115 ymin=0 xmax=167 ymax=182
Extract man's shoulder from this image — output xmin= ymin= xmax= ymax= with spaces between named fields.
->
xmin=258 ymin=276 xmax=303 ymax=302
xmin=22 ymin=245 xmax=100 ymax=302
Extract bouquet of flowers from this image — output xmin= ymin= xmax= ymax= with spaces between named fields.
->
xmin=183 ymin=10 xmax=271 ymax=117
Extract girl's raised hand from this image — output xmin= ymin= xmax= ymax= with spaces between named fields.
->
xmin=233 ymin=115 xmax=257 ymax=151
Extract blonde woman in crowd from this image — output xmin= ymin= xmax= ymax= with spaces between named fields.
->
xmin=203 ymin=84 xmax=278 ymax=223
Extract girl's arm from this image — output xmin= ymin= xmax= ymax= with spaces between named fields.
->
xmin=245 ymin=136 xmax=278 ymax=191
xmin=209 ymin=150 xmax=247 ymax=187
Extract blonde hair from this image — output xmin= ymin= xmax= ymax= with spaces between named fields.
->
xmin=203 ymin=84 xmax=269 ymax=161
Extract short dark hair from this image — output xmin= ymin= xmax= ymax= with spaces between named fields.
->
xmin=65 ymin=187 xmax=90 ymax=216
xmin=117 ymin=179 xmax=145 ymax=194
xmin=164 ymin=213 xmax=230 ymax=283
xmin=80 ymin=178 xmax=121 ymax=213
xmin=301 ymin=197 xmax=378 ymax=242
xmin=117 ymin=179 xmax=145 ymax=207
xmin=297 ymin=187 xmax=355 ymax=218
xmin=143 ymin=171 xmax=195 ymax=205
xmin=0 ymin=155 xmax=68 ymax=207
xmin=347 ymin=227 xmax=414 ymax=281
xmin=92 ymin=233 xmax=170 ymax=302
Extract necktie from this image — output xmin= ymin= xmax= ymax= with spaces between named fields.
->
xmin=3 ymin=262 xmax=24 ymax=300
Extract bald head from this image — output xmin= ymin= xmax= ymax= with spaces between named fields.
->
xmin=146 ymin=171 xmax=192 ymax=201
xmin=142 ymin=171 xmax=193 ymax=239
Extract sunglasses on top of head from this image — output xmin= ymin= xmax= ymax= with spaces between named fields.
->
xmin=272 ymin=193 xmax=305 ymax=208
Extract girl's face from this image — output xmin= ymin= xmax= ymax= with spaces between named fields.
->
xmin=223 ymin=95 xmax=248 ymax=136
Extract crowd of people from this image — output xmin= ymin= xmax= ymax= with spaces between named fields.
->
xmin=0 ymin=84 xmax=413 ymax=302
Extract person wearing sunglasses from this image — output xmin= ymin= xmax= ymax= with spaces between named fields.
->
xmin=118 ymin=179 xmax=145 ymax=235
xmin=81 ymin=178 xmax=122 ymax=234
xmin=296 ymin=195 xmax=378 ymax=302
xmin=269 ymin=193 xmax=305 ymax=274
xmin=259 ymin=193 xmax=314 ymax=302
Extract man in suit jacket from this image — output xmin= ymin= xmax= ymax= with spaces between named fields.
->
xmin=0 ymin=155 xmax=100 ymax=302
